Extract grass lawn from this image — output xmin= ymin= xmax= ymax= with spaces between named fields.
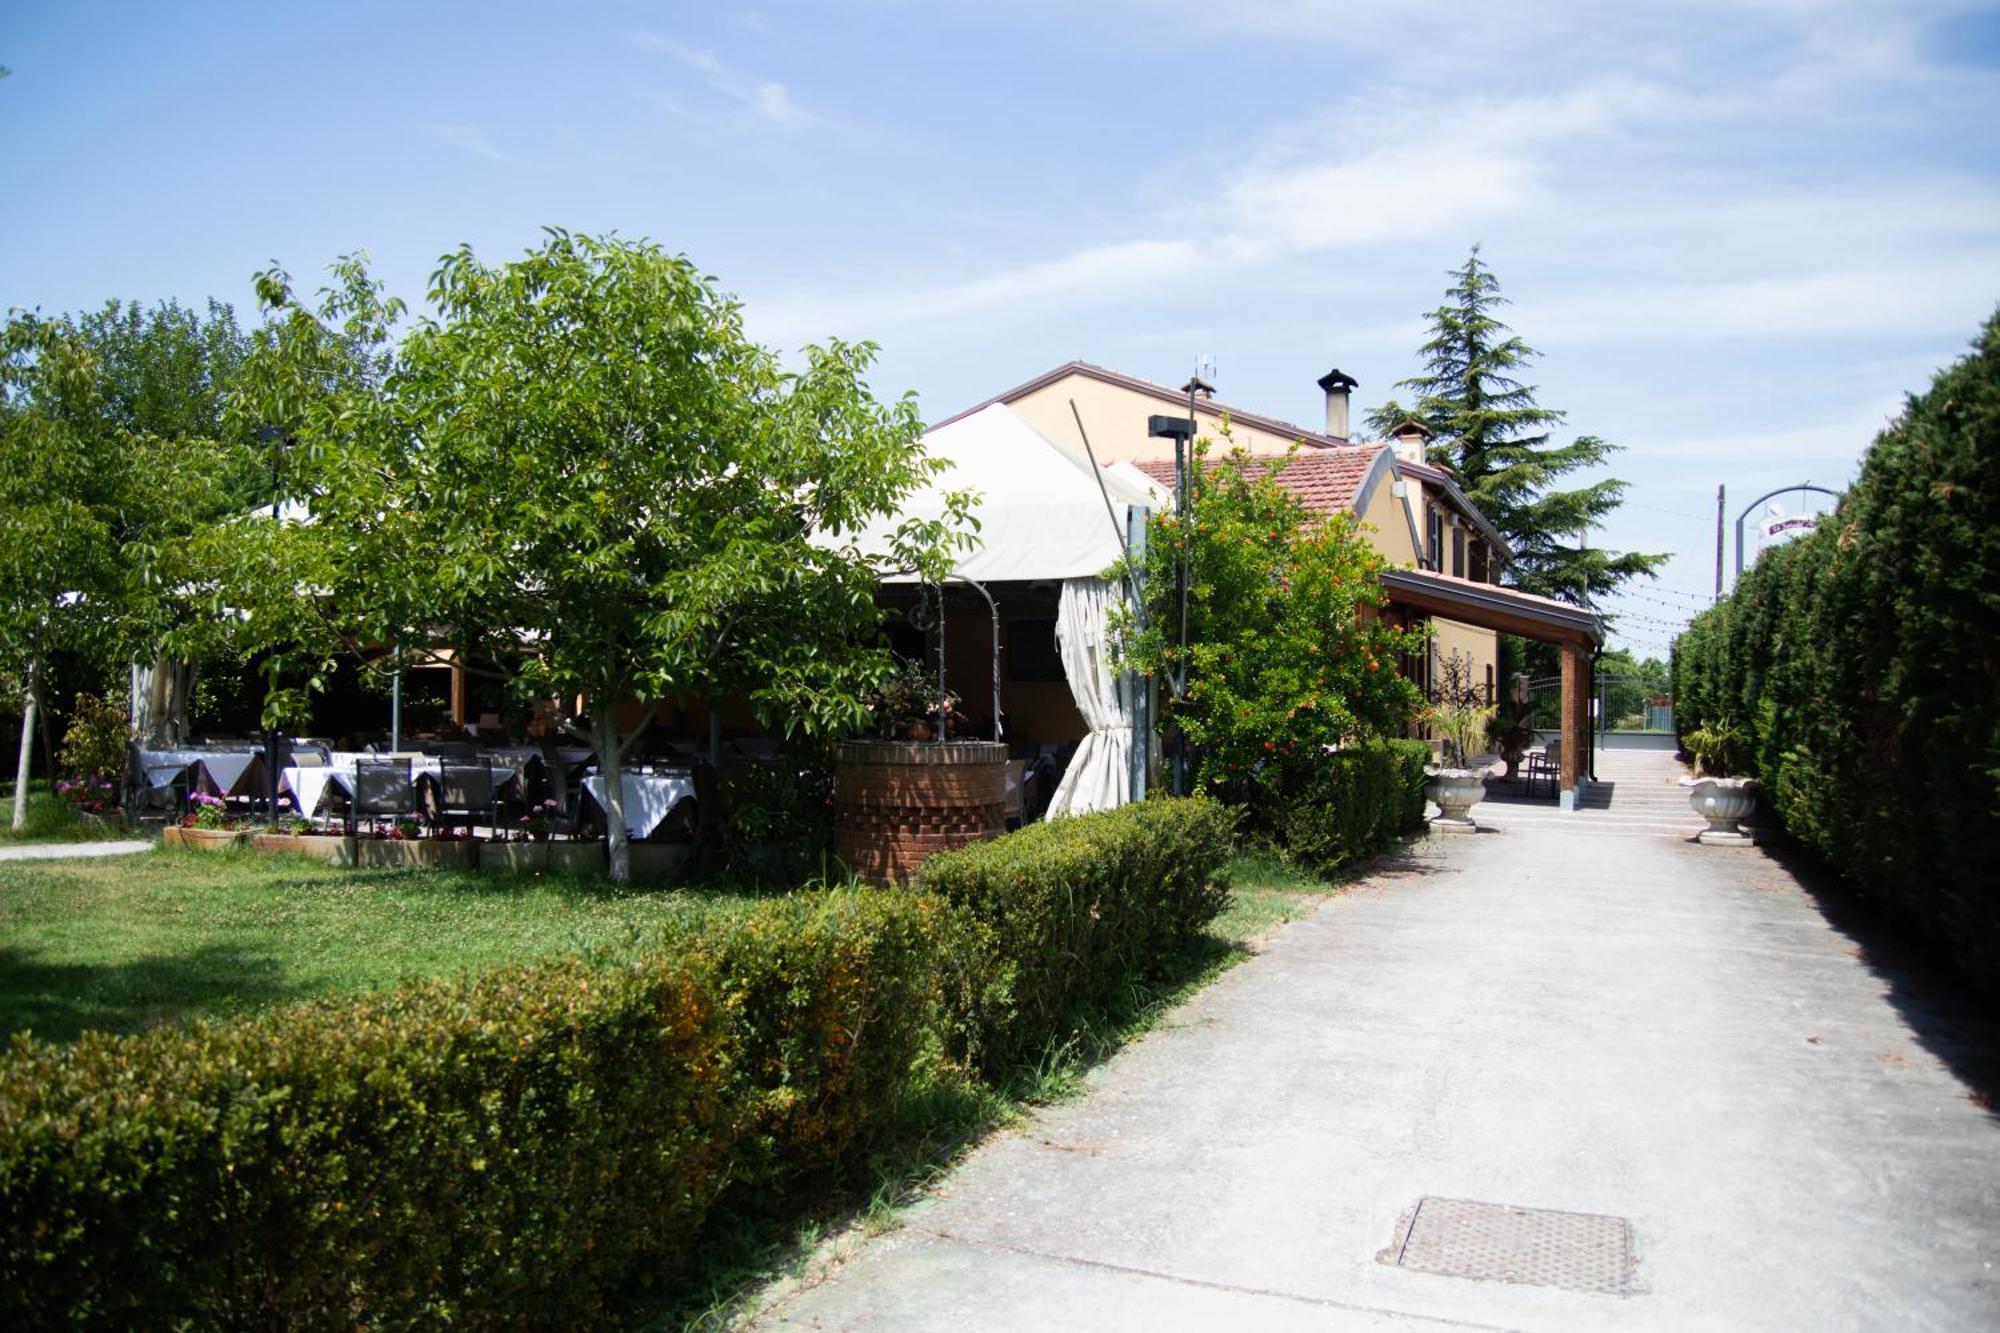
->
xmin=0 ymin=784 xmax=134 ymax=844
xmin=0 ymin=848 xmax=754 ymax=1042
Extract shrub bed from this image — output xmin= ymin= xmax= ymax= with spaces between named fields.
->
xmin=921 ymin=796 xmax=1238 ymax=1075
xmin=1277 ymin=739 xmax=1432 ymax=876
xmin=1673 ymin=309 xmax=2000 ymax=988
xmin=0 ymin=799 xmax=1234 ymax=1325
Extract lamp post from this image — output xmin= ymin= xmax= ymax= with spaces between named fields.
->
xmin=1147 ymin=412 xmax=1196 ymax=796
xmin=255 ymin=427 xmax=287 ymax=825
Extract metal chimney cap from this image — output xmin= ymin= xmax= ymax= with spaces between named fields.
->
xmin=1316 ymin=368 xmax=1359 ymax=393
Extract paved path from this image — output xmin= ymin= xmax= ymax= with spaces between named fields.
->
xmin=760 ymin=749 xmax=2000 ymax=1331
xmin=0 ymin=839 xmax=151 ymax=863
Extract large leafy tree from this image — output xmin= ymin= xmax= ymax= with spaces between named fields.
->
xmin=245 ymin=231 xmax=967 ymax=881
xmin=1120 ymin=434 xmax=1425 ymax=807
xmin=1368 ymin=247 xmax=1664 ymax=604
xmin=0 ymin=303 xmax=254 ymax=826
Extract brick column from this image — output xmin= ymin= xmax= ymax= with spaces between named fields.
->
xmin=1560 ymin=642 xmax=1589 ymax=802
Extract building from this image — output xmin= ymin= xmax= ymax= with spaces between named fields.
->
xmin=933 ymin=360 xmax=1523 ymax=710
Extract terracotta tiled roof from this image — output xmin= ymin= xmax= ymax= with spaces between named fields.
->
xmin=1132 ymin=446 xmax=1386 ymax=516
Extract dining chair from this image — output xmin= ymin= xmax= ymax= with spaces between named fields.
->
xmin=352 ymin=757 xmax=417 ymax=835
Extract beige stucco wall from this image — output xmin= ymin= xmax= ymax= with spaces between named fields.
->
xmin=1353 ymin=468 xmax=1420 ymax=567
xmin=1008 ymin=372 xmax=1329 ymax=467
xmin=1431 ymin=617 xmax=1500 ymax=707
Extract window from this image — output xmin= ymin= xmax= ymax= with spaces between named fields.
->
xmin=1484 ymin=663 xmax=1494 ymax=705
xmin=1451 ymin=527 xmax=1466 ymax=578
xmin=1469 ymin=539 xmax=1488 ymax=583
xmin=1426 ymin=507 xmax=1444 ymax=571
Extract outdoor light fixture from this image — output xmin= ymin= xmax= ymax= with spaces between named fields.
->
xmin=1148 ymin=413 xmax=1197 ymax=797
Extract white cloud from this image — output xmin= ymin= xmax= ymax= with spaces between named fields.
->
xmin=424 ymin=122 xmax=506 ymax=161
xmin=632 ymin=32 xmax=812 ymax=126
xmin=1520 ymin=258 xmax=2000 ymax=344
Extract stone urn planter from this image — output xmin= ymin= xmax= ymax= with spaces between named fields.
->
xmin=833 ymin=739 xmax=1009 ymax=885
xmin=1424 ymin=768 xmax=1489 ymax=834
xmin=1682 ymin=776 xmax=1760 ymax=845
xmin=171 ymin=826 xmax=247 ymax=853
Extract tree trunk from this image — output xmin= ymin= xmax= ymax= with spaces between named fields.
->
xmin=591 ymin=702 xmax=632 ymax=885
xmin=12 ymin=655 xmax=41 ymax=832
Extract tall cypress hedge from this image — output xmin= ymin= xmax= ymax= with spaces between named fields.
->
xmin=1673 ymin=309 xmax=2000 ymax=986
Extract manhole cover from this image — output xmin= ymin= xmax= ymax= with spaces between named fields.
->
xmin=1381 ymin=1196 xmax=1635 ymax=1295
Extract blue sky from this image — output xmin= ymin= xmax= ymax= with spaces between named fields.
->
xmin=5 ymin=1 xmax=1999 ymax=657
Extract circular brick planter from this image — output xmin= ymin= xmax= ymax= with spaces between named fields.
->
xmin=832 ymin=739 xmax=1009 ymax=885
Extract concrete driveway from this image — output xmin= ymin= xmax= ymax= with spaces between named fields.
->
xmin=758 ymin=750 xmax=2000 ymax=1331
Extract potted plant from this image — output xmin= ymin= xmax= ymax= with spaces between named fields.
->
xmin=1486 ymin=713 xmax=1535 ymax=781
xmin=1421 ymin=654 xmax=1497 ymax=833
xmin=866 ymin=665 xmax=962 ymax=742
xmin=175 ymin=792 xmax=247 ymax=851
xmin=1680 ymin=720 xmax=1759 ymax=845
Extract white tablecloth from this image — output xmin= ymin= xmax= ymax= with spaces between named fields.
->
xmin=581 ymin=771 xmax=696 ymax=838
xmin=189 ymin=752 xmax=263 ymax=797
xmin=137 ymin=749 xmax=212 ymax=790
xmin=281 ymin=761 xmax=517 ymax=815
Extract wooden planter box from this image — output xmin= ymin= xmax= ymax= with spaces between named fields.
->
xmin=832 ymin=739 xmax=1009 ymax=885
xmin=168 ymin=826 xmax=247 ymax=852
xmin=353 ymin=839 xmax=480 ymax=870
xmin=250 ymin=833 xmax=358 ymax=866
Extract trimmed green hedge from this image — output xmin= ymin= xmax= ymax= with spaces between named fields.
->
xmin=0 ymin=799 xmax=1236 ymax=1325
xmin=1277 ymin=739 xmax=1432 ymax=876
xmin=922 ymin=796 xmax=1239 ymax=1075
xmin=1674 ymin=308 xmax=2000 ymax=987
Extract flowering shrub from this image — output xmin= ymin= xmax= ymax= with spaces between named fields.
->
xmin=184 ymin=792 xmax=231 ymax=830
xmin=518 ymin=797 xmax=560 ymax=841
xmin=54 ymin=775 xmax=117 ymax=816
xmin=1117 ymin=431 xmax=1425 ymax=810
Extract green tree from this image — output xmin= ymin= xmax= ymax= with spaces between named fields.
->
xmin=0 ymin=304 xmax=258 ymax=825
xmin=243 ymin=231 xmax=968 ymax=881
xmin=1367 ymin=247 xmax=1665 ymax=604
xmin=1119 ymin=432 xmax=1425 ymax=807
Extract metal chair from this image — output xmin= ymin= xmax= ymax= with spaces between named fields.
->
xmin=435 ymin=764 xmax=498 ymax=839
xmin=1526 ymin=745 xmax=1562 ymax=799
xmin=351 ymin=757 xmax=416 ymax=835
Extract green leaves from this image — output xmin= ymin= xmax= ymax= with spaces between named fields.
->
xmin=1116 ymin=431 xmax=1424 ymax=803
xmin=1374 ymin=246 xmax=1666 ymax=605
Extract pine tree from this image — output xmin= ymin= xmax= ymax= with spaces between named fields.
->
xmin=1367 ymin=247 xmax=1664 ymax=604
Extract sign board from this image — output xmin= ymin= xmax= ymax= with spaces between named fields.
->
xmin=1760 ymin=514 xmax=1817 ymax=539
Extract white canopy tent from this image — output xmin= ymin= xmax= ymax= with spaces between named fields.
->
xmin=830 ymin=403 xmax=1159 ymax=816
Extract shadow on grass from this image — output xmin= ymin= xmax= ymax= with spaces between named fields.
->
xmin=0 ymin=944 xmax=310 ymax=1043
xmin=1751 ymin=835 xmax=2000 ymax=1120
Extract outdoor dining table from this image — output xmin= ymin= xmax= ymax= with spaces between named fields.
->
xmin=190 ymin=751 xmax=268 ymax=799
xmin=135 ymin=748 xmax=216 ymax=791
xmin=280 ymin=758 xmax=521 ymax=817
xmin=579 ymin=769 xmax=697 ymax=839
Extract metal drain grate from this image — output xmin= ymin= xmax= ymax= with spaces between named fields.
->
xmin=1381 ymin=1196 xmax=1635 ymax=1295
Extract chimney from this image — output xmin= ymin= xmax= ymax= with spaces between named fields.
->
xmin=1388 ymin=417 xmax=1434 ymax=466
xmin=1316 ymin=368 xmax=1358 ymax=440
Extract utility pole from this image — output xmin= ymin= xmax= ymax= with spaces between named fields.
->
xmin=1713 ymin=484 xmax=1725 ymax=603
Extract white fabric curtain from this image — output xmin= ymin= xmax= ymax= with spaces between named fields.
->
xmin=1046 ymin=575 xmax=1136 ymax=818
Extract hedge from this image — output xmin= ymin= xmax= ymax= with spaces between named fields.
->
xmin=921 ymin=795 xmax=1239 ymax=1076
xmin=1276 ymin=738 xmax=1432 ymax=876
xmin=1673 ymin=307 xmax=2000 ymax=988
xmin=0 ymin=798 xmax=1236 ymax=1325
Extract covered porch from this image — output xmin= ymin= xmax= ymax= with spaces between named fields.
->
xmin=1379 ymin=568 xmax=1606 ymax=808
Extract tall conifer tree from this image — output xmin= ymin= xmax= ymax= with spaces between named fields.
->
xmin=1368 ymin=247 xmax=1664 ymax=604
